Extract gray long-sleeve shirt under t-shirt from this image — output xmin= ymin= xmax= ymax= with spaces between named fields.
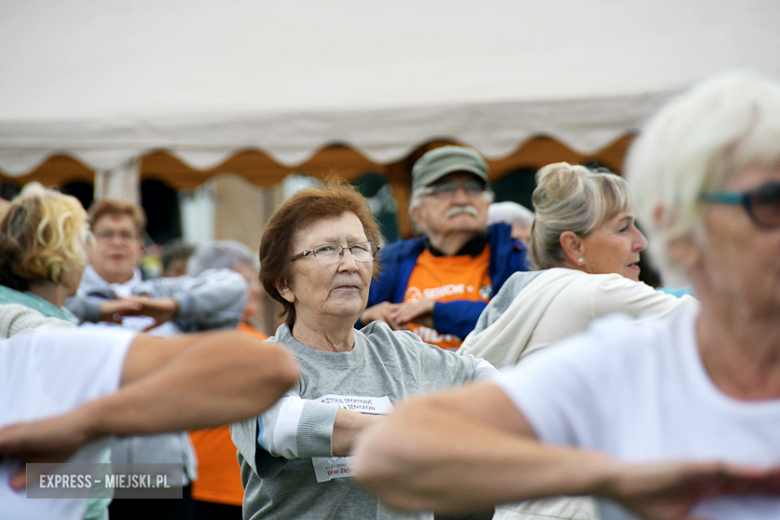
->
xmin=231 ymin=321 xmax=497 ymax=520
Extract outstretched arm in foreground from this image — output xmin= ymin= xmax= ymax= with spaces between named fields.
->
xmin=352 ymin=383 xmax=780 ymax=520
xmin=0 ymin=331 xmax=298 ymax=487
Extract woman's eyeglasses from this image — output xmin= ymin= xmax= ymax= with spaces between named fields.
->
xmin=700 ymin=182 xmax=780 ymax=229
xmin=291 ymin=242 xmax=379 ymax=264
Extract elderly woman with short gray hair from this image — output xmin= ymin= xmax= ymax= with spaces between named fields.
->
xmin=230 ymin=181 xmax=497 ymax=520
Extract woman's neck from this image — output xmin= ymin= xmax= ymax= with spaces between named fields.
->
xmin=291 ymin=313 xmax=357 ymax=353
xmin=558 ymin=259 xmax=587 ymax=273
xmin=27 ymin=281 xmax=69 ymax=309
xmin=695 ymin=288 xmax=780 ymax=400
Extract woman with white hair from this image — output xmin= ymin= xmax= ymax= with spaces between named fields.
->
xmin=353 ymin=70 xmax=780 ymax=520
xmin=458 ymin=163 xmax=695 ymax=520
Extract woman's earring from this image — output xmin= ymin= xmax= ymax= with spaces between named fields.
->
xmin=578 ymin=258 xmax=584 ymax=264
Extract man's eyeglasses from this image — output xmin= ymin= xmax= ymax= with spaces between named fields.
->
xmin=94 ymin=229 xmax=139 ymax=242
xmin=699 ymin=182 xmax=780 ymax=229
xmin=419 ymin=181 xmax=488 ymax=198
xmin=290 ymin=242 xmax=379 ymax=264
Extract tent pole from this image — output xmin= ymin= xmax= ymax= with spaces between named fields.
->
xmin=94 ymin=157 xmax=140 ymax=203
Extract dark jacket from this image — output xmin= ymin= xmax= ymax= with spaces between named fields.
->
xmin=365 ymin=222 xmax=530 ymax=339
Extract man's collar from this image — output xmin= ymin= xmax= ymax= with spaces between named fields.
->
xmin=424 ymin=230 xmax=489 ymax=257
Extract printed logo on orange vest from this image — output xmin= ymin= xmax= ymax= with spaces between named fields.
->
xmin=404 ymin=247 xmax=492 ymax=349
xmin=405 ymin=283 xmax=471 ymax=301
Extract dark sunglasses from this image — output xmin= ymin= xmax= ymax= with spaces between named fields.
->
xmin=699 ymin=181 xmax=780 ymax=229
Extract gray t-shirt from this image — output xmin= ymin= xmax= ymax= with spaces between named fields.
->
xmin=231 ymin=321 xmax=496 ymax=520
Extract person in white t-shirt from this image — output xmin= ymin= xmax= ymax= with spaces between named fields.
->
xmin=352 ymin=70 xmax=780 ymax=520
xmin=0 ymin=326 xmax=298 ymax=520
xmin=457 ymin=165 xmax=693 ymax=520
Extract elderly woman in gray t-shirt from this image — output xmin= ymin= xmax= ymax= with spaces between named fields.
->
xmin=231 ymin=181 xmax=495 ymax=520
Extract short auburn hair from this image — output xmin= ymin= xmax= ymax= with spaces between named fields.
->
xmin=0 ymin=183 xmax=90 ymax=291
xmin=260 ymin=179 xmax=381 ymax=329
xmin=88 ymin=198 xmax=147 ymax=234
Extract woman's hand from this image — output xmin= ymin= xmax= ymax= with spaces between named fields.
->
xmin=98 ymin=299 xmax=144 ymax=323
xmin=131 ymin=297 xmax=179 ymax=331
xmin=0 ymin=407 xmax=93 ymax=490
xmin=332 ymin=409 xmax=382 ymax=456
xmin=606 ymin=461 xmax=780 ymax=520
xmin=99 ymin=297 xmax=179 ymax=331
xmin=361 ymin=302 xmax=403 ymax=330
xmin=390 ymin=299 xmax=435 ymax=329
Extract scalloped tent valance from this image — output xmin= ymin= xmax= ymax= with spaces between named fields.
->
xmin=3 ymin=135 xmax=634 ymax=190
xmin=1 ymin=0 xmax=778 ymax=183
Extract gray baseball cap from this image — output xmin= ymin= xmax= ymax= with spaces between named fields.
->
xmin=411 ymin=146 xmax=490 ymax=192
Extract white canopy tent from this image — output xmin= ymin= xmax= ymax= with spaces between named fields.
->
xmin=0 ymin=0 xmax=778 ymax=193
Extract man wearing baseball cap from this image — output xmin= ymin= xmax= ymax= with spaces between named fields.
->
xmin=360 ymin=145 xmax=529 ymax=350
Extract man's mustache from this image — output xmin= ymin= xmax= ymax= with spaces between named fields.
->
xmin=446 ymin=205 xmax=479 ymax=218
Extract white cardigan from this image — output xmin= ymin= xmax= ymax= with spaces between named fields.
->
xmin=459 ymin=268 xmax=694 ymax=368
xmin=0 ymin=303 xmax=75 ymax=338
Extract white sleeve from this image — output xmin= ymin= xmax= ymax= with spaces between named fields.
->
xmin=0 ymin=326 xmax=135 ymax=520
xmin=0 ymin=304 xmax=76 ymax=338
xmin=490 ymin=325 xmax=621 ymax=450
xmin=257 ymin=394 xmax=340 ymax=459
xmin=472 ymin=356 xmax=500 ymax=381
xmin=1 ymin=326 xmax=136 ymax=427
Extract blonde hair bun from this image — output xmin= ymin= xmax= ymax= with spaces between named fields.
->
xmin=530 ymin=162 xmax=631 ymax=270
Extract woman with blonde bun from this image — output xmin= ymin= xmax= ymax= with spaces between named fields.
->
xmin=459 ymin=163 xmax=693 ymax=368
xmin=458 ymin=163 xmax=695 ymax=520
